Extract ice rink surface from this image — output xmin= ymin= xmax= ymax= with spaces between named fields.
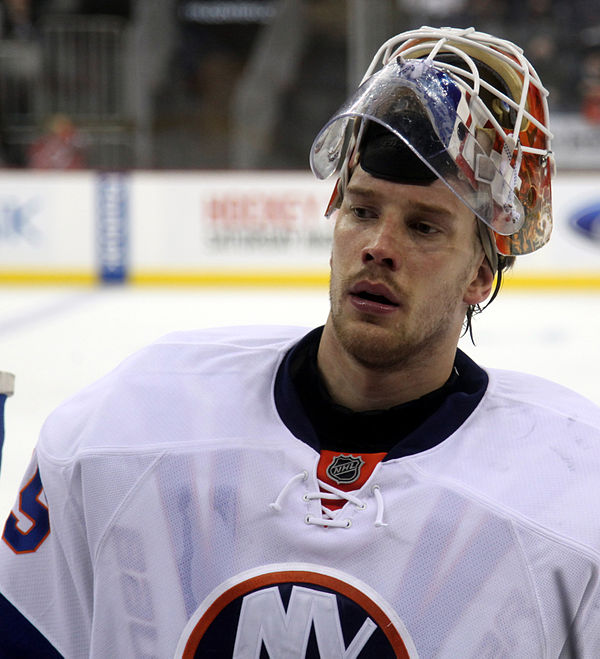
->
xmin=0 ymin=284 xmax=599 ymax=520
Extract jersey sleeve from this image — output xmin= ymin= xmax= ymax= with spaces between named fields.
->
xmin=0 ymin=591 xmax=62 ymax=658
xmin=0 ymin=451 xmax=93 ymax=658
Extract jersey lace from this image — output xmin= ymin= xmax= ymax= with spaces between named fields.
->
xmin=269 ymin=471 xmax=387 ymax=529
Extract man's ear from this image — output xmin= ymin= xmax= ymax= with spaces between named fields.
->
xmin=464 ymin=255 xmax=495 ymax=306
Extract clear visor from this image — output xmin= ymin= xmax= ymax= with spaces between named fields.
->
xmin=310 ymin=58 xmax=525 ymax=236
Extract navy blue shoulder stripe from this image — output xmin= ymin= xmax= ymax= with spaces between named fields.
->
xmin=0 ymin=592 xmax=62 ymax=658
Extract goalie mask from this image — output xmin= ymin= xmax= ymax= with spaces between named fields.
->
xmin=310 ymin=26 xmax=555 ymax=256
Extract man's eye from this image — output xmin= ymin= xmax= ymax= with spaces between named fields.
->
xmin=352 ymin=206 xmax=376 ymax=219
xmin=412 ymin=222 xmax=438 ymax=235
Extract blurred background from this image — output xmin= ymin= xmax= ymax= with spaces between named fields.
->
xmin=0 ymin=0 xmax=600 ymax=517
xmin=0 ymin=0 xmax=599 ymax=171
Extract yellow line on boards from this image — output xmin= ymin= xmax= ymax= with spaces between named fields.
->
xmin=2 ymin=270 xmax=600 ymax=290
xmin=92 ymin=270 xmax=600 ymax=290
xmin=129 ymin=271 xmax=331 ymax=287
xmin=0 ymin=271 xmax=97 ymax=285
xmin=502 ymin=273 xmax=600 ymax=290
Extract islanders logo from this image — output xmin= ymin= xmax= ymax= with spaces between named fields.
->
xmin=175 ymin=563 xmax=418 ymax=657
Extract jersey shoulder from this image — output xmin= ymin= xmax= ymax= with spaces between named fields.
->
xmin=154 ymin=324 xmax=310 ymax=349
xmin=487 ymin=366 xmax=600 ymax=429
xmin=38 ymin=325 xmax=309 ymax=461
xmin=414 ymin=366 xmax=600 ymax=549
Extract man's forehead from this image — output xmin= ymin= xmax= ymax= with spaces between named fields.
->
xmin=346 ymin=166 xmax=472 ymax=219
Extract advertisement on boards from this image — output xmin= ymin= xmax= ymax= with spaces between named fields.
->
xmin=0 ymin=170 xmax=598 ymax=288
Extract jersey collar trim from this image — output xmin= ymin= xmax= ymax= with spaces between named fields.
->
xmin=274 ymin=327 xmax=489 ymax=460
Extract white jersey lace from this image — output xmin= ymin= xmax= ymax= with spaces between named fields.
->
xmin=269 ymin=471 xmax=388 ymax=528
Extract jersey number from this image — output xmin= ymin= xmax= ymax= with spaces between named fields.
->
xmin=2 ymin=467 xmax=50 ymax=554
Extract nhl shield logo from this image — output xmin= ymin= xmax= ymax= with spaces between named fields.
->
xmin=326 ymin=454 xmax=365 ymax=484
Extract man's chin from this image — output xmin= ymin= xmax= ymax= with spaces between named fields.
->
xmin=332 ymin=317 xmax=412 ymax=370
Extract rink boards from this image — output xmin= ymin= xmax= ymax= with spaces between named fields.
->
xmin=0 ymin=170 xmax=598 ymax=289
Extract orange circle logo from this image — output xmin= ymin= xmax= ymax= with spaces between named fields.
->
xmin=175 ymin=563 xmax=417 ymax=657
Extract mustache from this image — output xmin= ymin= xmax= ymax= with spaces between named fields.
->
xmin=341 ymin=268 xmax=403 ymax=296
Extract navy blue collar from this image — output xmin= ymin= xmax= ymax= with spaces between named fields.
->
xmin=274 ymin=327 xmax=488 ymax=459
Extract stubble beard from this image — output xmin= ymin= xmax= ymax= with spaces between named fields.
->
xmin=329 ymin=275 xmax=468 ymax=371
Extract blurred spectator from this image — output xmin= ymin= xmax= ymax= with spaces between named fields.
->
xmin=0 ymin=0 xmax=44 ymax=147
xmin=153 ymin=1 xmax=270 ymax=168
xmin=175 ymin=2 xmax=264 ymax=101
xmin=27 ymin=114 xmax=86 ymax=169
xmin=0 ymin=129 xmax=25 ymax=166
xmin=501 ymin=0 xmax=576 ymax=111
xmin=0 ymin=0 xmax=47 ymax=39
xmin=580 ymin=43 xmax=600 ymax=123
xmin=0 ymin=115 xmax=23 ymax=166
xmin=568 ymin=0 xmax=600 ymax=30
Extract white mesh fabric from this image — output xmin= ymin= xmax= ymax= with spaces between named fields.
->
xmin=1 ymin=326 xmax=599 ymax=656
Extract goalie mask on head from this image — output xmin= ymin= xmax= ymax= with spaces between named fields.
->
xmin=310 ymin=26 xmax=555 ymax=259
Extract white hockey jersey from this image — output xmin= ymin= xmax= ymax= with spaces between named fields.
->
xmin=1 ymin=325 xmax=600 ymax=658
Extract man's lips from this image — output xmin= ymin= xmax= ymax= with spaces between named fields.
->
xmin=348 ymin=281 xmax=401 ymax=314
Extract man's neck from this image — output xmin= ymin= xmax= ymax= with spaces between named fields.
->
xmin=316 ymin=322 xmax=457 ymax=412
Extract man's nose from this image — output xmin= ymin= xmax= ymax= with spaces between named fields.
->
xmin=361 ymin=219 xmax=400 ymax=270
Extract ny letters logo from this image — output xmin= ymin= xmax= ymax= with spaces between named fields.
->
xmin=235 ymin=585 xmax=376 ymax=656
xmin=175 ymin=564 xmax=416 ymax=658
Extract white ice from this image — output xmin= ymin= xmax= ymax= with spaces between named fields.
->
xmin=0 ymin=285 xmax=599 ymax=520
